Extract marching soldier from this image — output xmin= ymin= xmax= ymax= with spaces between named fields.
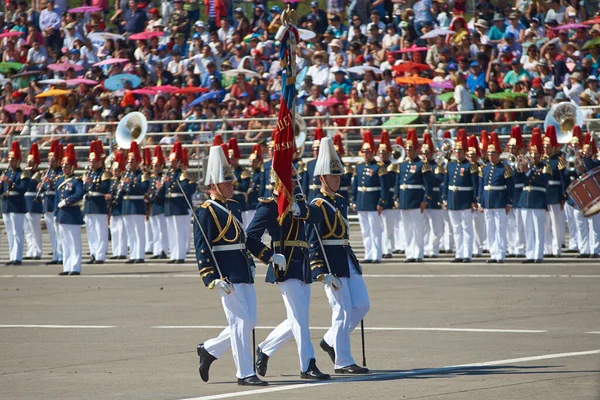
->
xmin=108 ymin=152 xmax=127 ymax=260
xmin=246 ymin=144 xmax=263 ymax=226
xmin=506 ymin=127 xmax=526 ymax=257
xmin=377 ymin=130 xmax=396 ymax=259
xmin=395 ymin=129 xmax=433 ymax=263
xmin=55 ymin=144 xmax=84 ymax=275
xmin=261 ymin=139 xmax=274 ymax=198
xmin=148 ymin=145 xmax=168 ymax=259
xmin=333 ymin=133 xmax=352 ymax=202
xmin=1 ymin=142 xmax=27 ymax=265
xmin=228 ymin=138 xmax=252 ymax=228
xmin=440 ymin=131 xmax=455 ymax=254
xmin=351 ymin=131 xmax=389 ymax=263
xmin=308 ymin=137 xmax=370 ymax=374
xmin=41 ymin=141 xmax=64 ymax=265
xmin=181 ymin=147 xmax=196 ymax=256
xmin=422 ymin=133 xmax=444 ymax=259
xmin=478 ymin=132 xmax=514 ymax=263
xmin=83 ymin=141 xmax=111 ymax=264
xmin=467 ymin=134 xmax=486 ymax=257
xmin=563 ymin=126 xmax=583 ymax=254
xmin=443 ymin=129 xmax=478 ymax=263
xmin=302 ymin=128 xmax=324 ymax=202
xmin=122 ymin=142 xmax=149 ymax=264
xmin=246 ymin=174 xmax=330 ymax=381
xmin=195 ymin=145 xmax=268 ymax=387
xmin=543 ymin=126 xmax=567 ymax=258
xmin=393 ymin=135 xmax=406 ymax=255
xmin=23 ymin=143 xmax=43 ymax=260
xmin=143 ymin=147 xmax=154 ymax=257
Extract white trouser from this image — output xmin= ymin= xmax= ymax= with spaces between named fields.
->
xmin=381 ymin=209 xmax=395 ymax=255
xmin=564 ymin=204 xmax=578 ymax=251
xmin=167 ymin=214 xmax=189 ymax=261
xmin=442 ymin=210 xmax=454 ymax=252
xmin=484 ymin=208 xmax=508 ymax=261
xmin=424 ymin=209 xmax=444 ymax=257
xmin=400 ymin=208 xmax=425 ymax=260
xmin=472 ymin=211 xmax=486 ymax=254
xmin=45 ymin=212 xmax=61 ymax=261
xmin=60 ymin=223 xmax=81 ymax=273
xmin=507 ymin=208 xmax=526 ymax=256
xmin=184 ymin=210 xmax=192 ymax=255
xmin=149 ymin=214 xmax=168 ymax=256
xmin=448 ymin=209 xmax=474 ymax=260
xmin=110 ymin=215 xmax=127 ymax=257
xmin=124 ymin=214 xmax=145 ymax=260
xmin=243 ymin=210 xmax=256 ymax=231
xmin=145 ymin=218 xmax=153 ymax=253
xmin=591 ymin=214 xmax=600 ymax=255
xmin=85 ymin=214 xmax=108 ymax=261
xmin=522 ymin=208 xmax=545 ymax=261
xmin=393 ymin=210 xmax=405 ymax=251
xmin=203 ymin=283 xmax=257 ymax=379
xmin=322 ymin=257 xmax=370 ymax=369
xmin=357 ymin=211 xmax=382 ymax=261
xmin=544 ymin=204 xmax=564 ymax=256
xmin=574 ymin=209 xmax=600 ymax=255
xmin=24 ymin=212 xmax=42 ymax=258
xmin=3 ymin=213 xmax=24 ymax=261
xmin=259 ymin=280 xmax=315 ymax=372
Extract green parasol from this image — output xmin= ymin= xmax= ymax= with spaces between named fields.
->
xmin=583 ymin=37 xmax=600 ymax=50
xmin=0 ymin=62 xmax=23 ymax=73
xmin=383 ymin=114 xmax=420 ymax=127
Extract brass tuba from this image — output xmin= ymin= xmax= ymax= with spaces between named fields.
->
xmin=116 ymin=112 xmax=147 ymax=150
xmin=390 ymin=144 xmax=406 ymax=164
xmin=544 ymin=103 xmax=583 ymax=144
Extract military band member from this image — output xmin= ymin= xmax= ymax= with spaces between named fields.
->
xmin=195 ymin=145 xmax=267 ymax=387
xmin=543 ymin=126 xmax=567 ymax=257
xmin=440 ymin=131 xmax=455 ymax=254
xmin=378 ymin=130 xmax=396 ymax=259
xmin=23 ymin=143 xmax=43 ymax=260
xmin=308 ymin=137 xmax=370 ymax=374
xmin=393 ymin=135 xmax=406 ymax=254
xmin=55 ymin=144 xmax=84 ymax=275
xmin=246 ymin=144 xmax=263 ymax=226
xmin=333 ymin=133 xmax=352 ymax=202
xmin=41 ymin=141 xmax=63 ymax=265
xmin=108 ymin=152 xmax=127 ymax=260
xmin=228 ymin=138 xmax=252 ymax=228
xmin=1 ymin=142 xmax=27 ymax=265
xmin=122 ymin=142 xmax=149 ymax=264
xmin=302 ymin=128 xmax=324 ymax=202
xmin=467 ymin=134 xmax=486 ymax=257
xmin=506 ymin=127 xmax=526 ymax=257
xmin=422 ymin=133 xmax=444 ymax=258
xmin=520 ymin=131 xmax=551 ymax=263
xmin=351 ymin=131 xmax=388 ymax=263
xmin=563 ymin=126 xmax=583 ymax=254
xmin=148 ymin=145 xmax=168 ymax=259
xmin=142 ymin=147 xmax=154 ymax=256
xmin=395 ymin=130 xmax=433 ymax=263
xmin=478 ymin=132 xmax=514 ymax=263
xmin=443 ymin=130 xmax=478 ymax=263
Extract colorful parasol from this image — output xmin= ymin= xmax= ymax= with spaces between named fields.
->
xmin=69 ymin=6 xmax=103 ymax=13
xmin=93 ymin=58 xmax=130 ymax=67
xmin=420 ymin=28 xmax=455 ymax=39
xmin=153 ymin=85 xmax=180 ymax=93
xmin=0 ymin=62 xmax=23 ymax=73
xmin=35 ymin=89 xmax=71 ymax=98
xmin=430 ymin=80 xmax=454 ymax=89
xmin=0 ymin=31 xmax=24 ymax=39
xmin=222 ymin=68 xmax=260 ymax=78
xmin=397 ymin=45 xmax=429 ymax=53
xmin=174 ymin=87 xmax=210 ymax=94
xmin=298 ymin=29 xmax=316 ymax=41
xmin=583 ymin=37 xmax=600 ymax=50
xmin=128 ymin=31 xmax=165 ymax=41
xmin=130 ymin=88 xmax=158 ymax=95
xmin=395 ymin=76 xmax=433 ymax=85
xmin=104 ymin=74 xmax=141 ymax=91
xmin=392 ymin=62 xmax=431 ymax=73
xmin=38 ymin=78 xmax=67 ymax=85
xmin=66 ymin=78 xmax=99 ymax=86
xmin=48 ymin=62 xmax=84 ymax=72
xmin=3 ymin=103 xmax=36 ymax=114
xmin=550 ymin=23 xmax=589 ymax=30
xmin=382 ymin=114 xmax=420 ymax=127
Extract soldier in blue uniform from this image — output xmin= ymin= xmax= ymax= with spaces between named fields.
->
xmin=302 ymin=128 xmax=324 ymax=202
xmin=477 ymin=132 xmax=515 ymax=263
xmin=395 ymin=129 xmax=433 ymax=263
xmin=55 ymin=144 xmax=84 ymax=275
xmin=421 ymin=133 xmax=444 ymax=258
xmin=543 ymin=126 xmax=568 ymax=257
xmin=308 ymin=137 xmax=370 ymax=374
xmin=333 ymin=133 xmax=353 ymax=201
xmin=1 ymin=142 xmax=27 ymax=265
xmin=228 ymin=138 xmax=252 ymax=228
xmin=351 ymin=131 xmax=388 ymax=263
xmin=506 ymin=127 xmax=526 ymax=257
xmin=520 ymin=131 xmax=551 ymax=263
xmin=467 ymin=134 xmax=486 ymax=257
xmin=246 ymin=175 xmax=330 ymax=380
xmin=260 ymin=139 xmax=274 ymax=198
xmin=40 ymin=140 xmax=64 ymax=265
xmin=377 ymin=130 xmax=396 ymax=259
xmin=122 ymin=142 xmax=149 ymax=264
xmin=107 ymin=152 xmax=127 ymax=260
xmin=83 ymin=141 xmax=110 ymax=264
xmin=563 ymin=126 xmax=583 ymax=254
xmin=195 ymin=145 xmax=268 ymax=387
xmin=147 ymin=145 xmax=168 ymax=259
xmin=246 ymin=144 xmax=263 ymax=225
xmin=443 ymin=129 xmax=479 ymax=263
xmin=23 ymin=143 xmax=43 ymax=260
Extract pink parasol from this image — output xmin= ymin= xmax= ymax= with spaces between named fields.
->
xmin=3 ymin=103 xmax=35 ymax=114
xmin=66 ymin=78 xmax=99 ymax=86
xmin=153 ymin=85 xmax=180 ymax=93
xmin=551 ymin=23 xmax=589 ymax=30
xmin=397 ymin=45 xmax=429 ymax=53
xmin=128 ymin=31 xmax=165 ymax=41
xmin=312 ymin=98 xmax=343 ymax=107
xmin=68 ymin=6 xmax=103 ymax=13
xmin=48 ymin=62 xmax=84 ymax=72
xmin=174 ymin=87 xmax=209 ymax=94
xmin=131 ymin=88 xmax=158 ymax=95
xmin=0 ymin=31 xmax=24 ymax=39
xmin=430 ymin=80 xmax=454 ymax=89
xmin=93 ymin=58 xmax=130 ymax=67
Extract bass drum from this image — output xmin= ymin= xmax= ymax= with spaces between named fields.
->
xmin=567 ymin=167 xmax=600 ymax=217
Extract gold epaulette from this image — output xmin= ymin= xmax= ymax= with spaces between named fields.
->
xmin=557 ymin=157 xmax=566 ymax=171
xmin=101 ymin=171 xmax=112 ymax=181
xmin=421 ymin=162 xmax=431 ymax=173
xmin=258 ymin=197 xmax=274 ymax=203
xmin=201 ymin=201 xmax=211 ymax=209
xmin=314 ymin=198 xmax=324 ymax=207
xmin=387 ymin=163 xmax=399 ymax=173
xmin=240 ymin=170 xmax=251 ymax=179
xmin=141 ymin=172 xmax=150 ymax=182
xmin=470 ymin=163 xmax=479 ymax=174
xmin=181 ymin=171 xmax=191 ymax=181
xmin=344 ymin=164 xmax=354 ymax=175
xmin=335 ymin=193 xmax=344 ymax=198
xmin=377 ymin=163 xmax=387 ymax=176
xmin=478 ymin=168 xmax=483 ymax=178
xmin=434 ymin=167 xmax=442 ymax=174
xmin=504 ymin=164 xmax=513 ymax=179
xmin=32 ymin=171 xmax=42 ymax=181
xmin=543 ymin=165 xmax=552 ymax=175
xmin=227 ymin=198 xmax=239 ymax=204
xmin=22 ymin=170 xmax=31 ymax=179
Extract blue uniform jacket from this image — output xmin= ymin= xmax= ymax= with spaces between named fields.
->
xmin=394 ymin=157 xmax=433 ymax=210
xmin=307 ymin=192 xmax=361 ymax=279
xmin=478 ymin=162 xmax=515 ymax=209
xmin=382 ymin=161 xmax=396 ymax=210
xmin=24 ymin=170 xmax=43 ymax=214
xmin=109 ymin=178 xmax=124 ymax=217
xmin=338 ymin=162 xmax=353 ymax=201
xmin=509 ymin=161 xmax=525 ymax=209
xmin=247 ymin=168 xmax=262 ymax=211
xmin=351 ymin=160 xmax=389 ymax=211
xmin=427 ymin=160 xmax=444 ymax=210
xmin=83 ymin=169 xmax=110 ymax=215
xmin=302 ymin=159 xmax=322 ymax=202
xmin=233 ymin=166 xmax=250 ymax=212
xmin=443 ymin=159 xmax=478 ymax=210
xmin=520 ymin=163 xmax=551 ymax=209
xmin=164 ymin=169 xmax=194 ymax=216
xmin=195 ymin=198 xmax=256 ymax=286
xmin=148 ymin=172 xmax=166 ymax=216
xmin=260 ymin=159 xmax=273 ymax=198
xmin=1 ymin=168 xmax=28 ymax=214
xmin=123 ymin=170 xmax=150 ymax=215
xmin=42 ymin=168 xmax=62 ymax=213
xmin=54 ymin=175 xmax=84 ymax=225
xmin=246 ymin=197 xmax=320 ymax=284
xmin=544 ymin=154 xmax=567 ymax=205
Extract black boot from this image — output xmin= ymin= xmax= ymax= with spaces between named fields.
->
xmin=237 ymin=375 xmax=268 ymax=386
xmin=319 ymin=339 xmax=335 ymax=364
xmin=86 ymin=255 xmax=95 ymax=264
xmin=334 ymin=364 xmax=370 ymax=374
xmin=255 ymin=347 xmax=269 ymax=377
xmin=300 ymin=358 xmax=330 ymax=380
xmin=197 ymin=344 xmax=216 ymax=382
xmin=159 ymin=251 xmax=168 ymax=259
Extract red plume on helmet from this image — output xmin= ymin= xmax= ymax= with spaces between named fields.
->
xmin=529 ymin=130 xmax=543 ymax=154
xmin=405 ymin=128 xmax=419 ymax=149
xmin=361 ymin=131 xmax=376 ymax=152
xmin=88 ymin=141 xmax=99 ymax=162
xmin=169 ymin=142 xmax=183 ymax=162
xmin=442 ymin=130 xmax=451 ymax=139
xmin=313 ymin=128 xmax=324 ymax=149
xmin=249 ymin=143 xmax=263 ymax=162
xmin=571 ymin=126 xmax=583 ymax=146
xmin=128 ymin=141 xmax=142 ymax=163
xmin=182 ymin=147 xmax=189 ymax=168
xmin=583 ymin=132 xmax=598 ymax=155
xmin=480 ymin=130 xmax=489 ymax=153
xmin=56 ymin=143 xmax=64 ymax=162
xmin=395 ymin=135 xmax=404 ymax=147
xmin=422 ymin=132 xmax=435 ymax=154
xmin=152 ymin=145 xmax=165 ymax=166
xmin=221 ymin=143 xmax=230 ymax=163
xmin=227 ymin=137 xmax=242 ymax=160
xmin=455 ymin=129 xmax=468 ymax=151
xmin=508 ymin=126 xmax=524 ymax=149
xmin=212 ymin=134 xmax=223 ymax=146
xmin=62 ymin=143 xmax=78 ymax=167
xmin=96 ymin=141 xmax=105 ymax=159
xmin=467 ymin=135 xmax=481 ymax=157
xmin=8 ymin=141 xmax=22 ymax=163
xmin=112 ymin=151 xmax=126 ymax=172
xmin=48 ymin=140 xmax=60 ymax=161
xmin=544 ymin=125 xmax=559 ymax=147
xmin=333 ymin=133 xmax=345 ymax=156
xmin=27 ymin=142 xmax=41 ymax=165
xmin=143 ymin=147 xmax=152 ymax=166
xmin=488 ymin=131 xmax=502 ymax=154
xmin=378 ymin=130 xmax=392 ymax=153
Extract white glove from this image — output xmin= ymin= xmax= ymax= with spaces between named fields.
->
xmin=57 ymin=200 xmax=67 ymax=208
xmin=291 ymin=202 xmax=301 ymax=216
xmin=209 ymin=279 xmax=234 ymax=295
xmin=269 ymin=253 xmax=287 ymax=274
xmin=251 ymin=266 xmax=256 ymax=279
xmin=321 ymin=274 xmax=342 ymax=291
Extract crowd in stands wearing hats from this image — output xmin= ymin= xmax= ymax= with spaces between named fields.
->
xmin=0 ymin=0 xmax=599 ymax=161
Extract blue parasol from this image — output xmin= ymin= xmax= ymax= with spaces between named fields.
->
xmin=104 ymin=74 xmax=141 ymax=91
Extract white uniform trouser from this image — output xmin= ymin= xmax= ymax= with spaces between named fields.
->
xmin=110 ymin=215 xmax=127 ymax=257
xmin=484 ymin=208 xmax=508 ymax=261
xmin=544 ymin=204 xmax=564 ymax=256
xmin=357 ymin=211 xmax=382 ymax=261
xmin=3 ymin=213 xmax=25 ymax=261
xmin=259 ymin=280 xmax=315 ymax=372
xmin=149 ymin=214 xmax=168 ymax=256
xmin=242 ymin=210 xmax=256 ymax=231
xmin=442 ymin=210 xmax=454 ymax=252
xmin=124 ymin=214 xmax=145 ymax=260
xmin=184 ymin=210 xmax=192 ymax=255
xmin=564 ymin=204 xmax=578 ymax=251
xmin=507 ymin=208 xmax=525 ymax=256
xmin=204 ymin=283 xmax=257 ymax=379
xmin=85 ymin=214 xmax=108 ymax=261
xmin=448 ymin=209 xmax=474 ymax=260
xmin=574 ymin=209 xmax=600 ymax=255
xmin=24 ymin=212 xmax=42 ymax=258
xmin=145 ymin=219 xmax=153 ymax=253
xmin=424 ymin=209 xmax=444 ymax=257
xmin=381 ymin=209 xmax=395 ymax=255
xmin=167 ymin=214 xmax=189 ymax=261
xmin=400 ymin=208 xmax=425 ymax=260
xmin=322 ymin=257 xmax=370 ymax=369
xmin=472 ymin=211 xmax=486 ymax=255
xmin=45 ymin=212 xmax=61 ymax=261
xmin=522 ymin=208 xmax=545 ymax=260
xmin=60 ymin=223 xmax=81 ymax=273
xmin=393 ymin=210 xmax=405 ymax=252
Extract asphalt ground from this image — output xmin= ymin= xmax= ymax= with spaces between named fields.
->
xmin=0 ymin=226 xmax=599 ymax=400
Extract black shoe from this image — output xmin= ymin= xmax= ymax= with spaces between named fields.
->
xmin=110 ymin=256 xmax=119 ymax=260
xmin=237 ymin=375 xmax=268 ymax=386
xmin=372 ymin=260 xmax=381 ymax=264
xmin=486 ymin=259 xmax=497 ymax=264
xmin=58 ymin=271 xmax=69 ymax=275
xmin=159 ymin=251 xmax=168 ymax=259
xmin=150 ymin=255 xmax=159 ymax=259
xmin=393 ymin=250 xmax=401 ymax=254
xmin=498 ymin=260 xmax=504 ymax=264
xmin=301 ymin=359 xmax=330 ymax=380
xmin=12 ymin=260 xmax=21 ymax=265
xmin=319 ymin=339 xmax=335 ymax=364
xmin=33 ymin=256 xmax=41 ymax=260
xmin=564 ymin=249 xmax=578 ymax=253
xmin=167 ymin=259 xmax=177 ymax=264
xmin=176 ymin=259 xmax=185 ymax=264
xmin=451 ymin=258 xmax=463 ymax=263
xmin=382 ymin=254 xmax=392 ymax=259
xmin=506 ymin=254 xmax=516 ymax=258
xmin=577 ymin=254 xmax=590 ymax=258
xmin=462 ymin=259 xmax=471 ymax=263
xmin=134 ymin=259 xmax=145 ymax=264
xmin=534 ymin=259 xmax=543 ymax=263
xmin=197 ymin=344 xmax=216 ymax=382
xmin=95 ymin=260 xmax=104 ymax=264
xmin=404 ymin=258 xmax=416 ymax=263
xmin=522 ymin=259 xmax=534 ymax=264
xmin=4 ymin=261 xmax=13 ymax=266
xmin=430 ymin=255 xmax=439 ymax=259
xmin=23 ymin=256 xmax=32 ymax=260
xmin=360 ymin=259 xmax=372 ymax=264
xmin=145 ymin=251 xmax=152 ymax=255
xmin=45 ymin=260 xmax=59 ymax=265
xmin=126 ymin=259 xmax=136 ymax=264
xmin=86 ymin=259 xmax=95 ymax=264
xmin=255 ymin=347 xmax=269 ymax=377
xmin=69 ymin=271 xmax=80 ymax=275
xmin=334 ymin=364 xmax=370 ymax=374
xmin=545 ymin=254 xmax=555 ymax=258
xmin=118 ymin=256 xmax=127 ymax=260
xmin=416 ymin=258 xmax=424 ymax=262
xmin=473 ymin=254 xmax=482 ymax=258
xmin=440 ymin=250 xmax=447 ymax=254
